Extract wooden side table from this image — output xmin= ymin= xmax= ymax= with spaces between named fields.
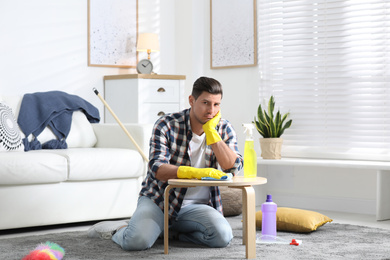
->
xmin=163 ymin=176 xmax=267 ymax=259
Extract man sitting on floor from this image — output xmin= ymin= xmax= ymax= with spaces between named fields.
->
xmin=88 ymin=76 xmax=243 ymax=250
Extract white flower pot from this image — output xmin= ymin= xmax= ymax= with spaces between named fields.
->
xmin=259 ymin=138 xmax=283 ymax=159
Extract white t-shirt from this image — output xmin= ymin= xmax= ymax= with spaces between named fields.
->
xmin=181 ymin=132 xmax=210 ymax=207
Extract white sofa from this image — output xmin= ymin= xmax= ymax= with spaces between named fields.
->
xmin=0 ymin=94 xmax=153 ymax=230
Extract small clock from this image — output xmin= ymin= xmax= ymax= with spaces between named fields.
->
xmin=136 ymin=59 xmax=153 ymax=74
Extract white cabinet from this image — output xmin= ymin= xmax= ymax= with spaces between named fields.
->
xmin=104 ymin=74 xmax=186 ymax=124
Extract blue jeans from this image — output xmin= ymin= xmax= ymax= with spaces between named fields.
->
xmin=112 ymin=196 xmax=233 ymax=251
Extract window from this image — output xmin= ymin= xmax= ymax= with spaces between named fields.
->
xmin=258 ymin=0 xmax=390 ymax=161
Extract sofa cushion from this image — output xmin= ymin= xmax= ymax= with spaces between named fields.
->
xmin=46 ymin=148 xmax=145 ymax=181
xmin=255 ymin=207 xmax=333 ymax=233
xmin=0 ymin=95 xmax=22 ymax=116
xmin=0 ymin=151 xmax=68 ymax=185
xmin=24 ymin=111 xmax=97 ymax=149
xmin=66 ymin=111 xmax=97 ymax=148
xmin=0 ymin=102 xmax=24 ymax=152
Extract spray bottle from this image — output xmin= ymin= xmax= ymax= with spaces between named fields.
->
xmin=242 ymin=124 xmax=257 ymax=178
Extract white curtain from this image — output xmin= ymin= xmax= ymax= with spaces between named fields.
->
xmin=257 ymin=0 xmax=390 ymax=161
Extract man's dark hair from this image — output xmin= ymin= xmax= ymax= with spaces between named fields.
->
xmin=191 ymin=77 xmax=223 ymax=99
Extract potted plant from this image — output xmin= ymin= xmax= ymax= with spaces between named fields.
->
xmin=253 ymin=96 xmax=292 ymax=159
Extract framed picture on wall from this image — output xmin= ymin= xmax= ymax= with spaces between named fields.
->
xmin=88 ymin=0 xmax=138 ymax=68
xmin=210 ymin=0 xmax=257 ymax=69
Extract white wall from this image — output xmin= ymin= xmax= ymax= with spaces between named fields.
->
xmin=0 ymin=0 xmax=168 ymax=113
xmin=0 ymin=0 xmax=376 ymax=215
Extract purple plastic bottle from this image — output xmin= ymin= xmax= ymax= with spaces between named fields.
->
xmin=261 ymin=194 xmax=277 ymax=237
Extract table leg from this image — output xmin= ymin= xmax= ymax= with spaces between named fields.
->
xmin=242 ymin=186 xmax=256 ymax=259
xmin=241 ymin=188 xmax=247 ymax=245
xmin=164 ymin=185 xmax=173 ymax=255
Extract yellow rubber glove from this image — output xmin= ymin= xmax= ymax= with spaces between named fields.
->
xmin=202 ymin=110 xmax=222 ymax=145
xmin=177 ymin=166 xmax=227 ymax=180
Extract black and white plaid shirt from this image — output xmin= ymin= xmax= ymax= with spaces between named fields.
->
xmin=139 ymin=108 xmax=243 ymax=219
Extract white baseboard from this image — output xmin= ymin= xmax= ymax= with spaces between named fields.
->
xmin=256 ymin=193 xmax=376 ymax=215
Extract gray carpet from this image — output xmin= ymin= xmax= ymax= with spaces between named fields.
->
xmin=1 ymin=215 xmax=390 ymax=260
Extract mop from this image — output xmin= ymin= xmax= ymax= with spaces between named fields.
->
xmin=93 ymin=88 xmax=149 ymax=163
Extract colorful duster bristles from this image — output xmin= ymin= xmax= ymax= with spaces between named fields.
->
xmin=22 ymin=241 xmax=65 ymax=260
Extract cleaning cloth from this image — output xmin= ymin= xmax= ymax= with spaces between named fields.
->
xmin=202 ymin=173 xmax=233 ymax=181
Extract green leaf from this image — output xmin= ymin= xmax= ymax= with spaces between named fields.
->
xmin=268 ymin=96 xmax=275 ymax=120
xmin=257 ymin=104 xmax=270 ymax=135
xmin=274 ymin=111 xmax=281 ymax=136
xmin=254 ymin=118 xmax=266 ymax=138
xmin=280 ymin=112 xmax=290 ymax=125
xmin=260 ymin=120 xmax=270 ymax=137
xmin=278 ymin=119 xmax=292 ymax=137
xmin=265 ymin=111 xmax=276 ymax=137
xmin=284 ymin=119 xmax=292 ymax=129
xmin=257 ymin=104 xmax=266 ymax=124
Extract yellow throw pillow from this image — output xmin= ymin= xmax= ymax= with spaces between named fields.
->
xmin=256 ymin=207 xmax=333 ymax=233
